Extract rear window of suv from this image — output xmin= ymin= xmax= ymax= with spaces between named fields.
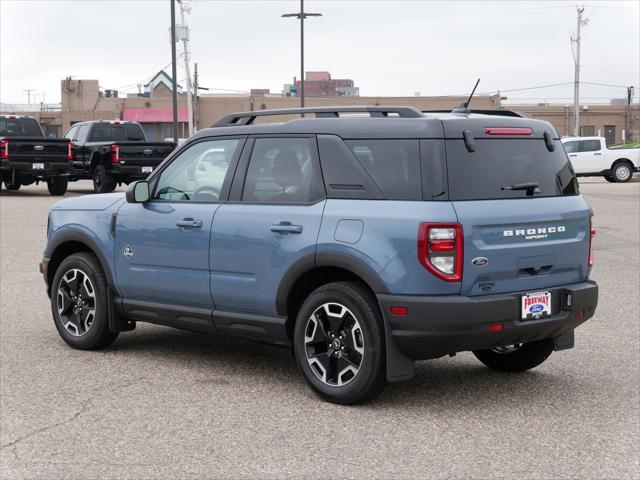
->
xmin=445 ymin=139 xmax=579 ymax=200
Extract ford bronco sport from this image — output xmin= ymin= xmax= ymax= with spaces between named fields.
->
xmin=41 ymin=106 xmax=598 ymax=404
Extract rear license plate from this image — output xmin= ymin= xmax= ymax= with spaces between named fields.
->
xmin=521 ymin=291 xmax=551 ymax=320
xmin=32 ymin=163 xmax=44 ymax=170
xmin=142 ymin=166 xmax=153 ymax=173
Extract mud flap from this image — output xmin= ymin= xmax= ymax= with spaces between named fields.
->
xmin=108 ymin=287 xmax=136 ymax=333
xmin=554 ymin=330 xmax=574 ymax=351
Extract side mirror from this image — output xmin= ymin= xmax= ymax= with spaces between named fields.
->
xmin=126 ymin=181 xmax=150 ymax=203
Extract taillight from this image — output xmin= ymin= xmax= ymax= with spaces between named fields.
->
xmin=589 ymin=215 xmax=596 ymax=267
xmin=111 ymin=144 xmax=120 ymax=164
xmin=418 ymin=222 xmax=463 ymax=282
xmin=67 ymin=142 xmax=74 ymax=161
xmin=0 ymin=139 xmax=8 ymax=159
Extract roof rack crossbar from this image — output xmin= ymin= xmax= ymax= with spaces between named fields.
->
xmin=211 ymin=106 xmax=423 ymax=127
xmin=422 ymin=109 xmax=524 ymax=118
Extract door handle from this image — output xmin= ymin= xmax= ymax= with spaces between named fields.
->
xmin=569 ymin=154 xmax=577 ymax=157
xmin=593 ymin=152 xmax=602 ymax=155
xmin=176 ymin=218 xmax=203 ymax=229
xmin=270 ymin=223 xmax=303 ymax=234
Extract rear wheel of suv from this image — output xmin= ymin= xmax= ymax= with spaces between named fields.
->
xmin=47 ymin=176 xmax=68 ymax=196
xmin=473 ymin=338 xmax=554 ymax=372
xmin=612 ymin=162 xmax=632 ymax=183
xmin=293 ymin=281 xmax=386 ymax=405
xmin=92 ymin=165 xmax=116 ymax=193
xmin=51 ymin=252 xmax=118 ymax=350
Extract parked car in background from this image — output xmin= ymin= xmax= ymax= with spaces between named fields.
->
xmin=65 ymin=120 xmax=176 ymax=193
xmin=562 ymin=136 xmax=639 ymax=182
xmin=0 ymin=115 xmax=71 ymax=195
xmin=41 ymin=106 xmax=598 ymax=404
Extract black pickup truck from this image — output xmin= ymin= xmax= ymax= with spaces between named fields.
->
xmin=65 ymin=120 xmax=176 ymax=193
xmin=0 ymin=115 xmax=71 ymax=195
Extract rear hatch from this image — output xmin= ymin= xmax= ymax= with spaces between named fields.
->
xmin=116 ymin=142 xmax=176 ymax=167
xmin=442 ymin=117 xmax=592 ymax=296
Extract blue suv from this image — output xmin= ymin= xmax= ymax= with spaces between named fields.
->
xmin=41 ymin=106 xmax=598 ymax=404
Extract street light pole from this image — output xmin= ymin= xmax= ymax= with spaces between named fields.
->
xmin=282 ymin=0 xmax=322 ymax=110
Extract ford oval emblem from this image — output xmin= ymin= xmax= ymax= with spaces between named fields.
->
xmin=34 ymin=145 xmax=44 ymax=151
xmin=530 ymin=304 xmax=545 ymax=313
xmin=472 ymin=256 xmax=489 ymax=266
xmin=143 ymin=149 xmax=153 ymax=155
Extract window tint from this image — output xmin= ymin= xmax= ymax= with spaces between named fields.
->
xmin=64 ymin=126 xmax=78 ymax=140
xmin=579 ymin=140 xmax=600 ymax=152
xmin=0 ymin=117 xmax=43 ymax=137
xmin=242 ymin=137 xmax=323 ymax=203
xmin=154 ymin=139 xmax=241 ymax=202
xmin=345 ymin=139 xmax=421 ymax=200
xmin=445 ymin=139 xmax=579 ymax=200
xmin=88 ymin=123 xmax=145 ymax=142
xmin=76 ymin=125 xmax=89 ymax=143
xmin=562 ymin=141 xmax=578 ymax=153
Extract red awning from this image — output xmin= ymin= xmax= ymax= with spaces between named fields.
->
xmin=122 ymin=108 xmax=188 ymax=123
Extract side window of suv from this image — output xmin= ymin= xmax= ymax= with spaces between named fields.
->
xmin=154 ymin=138 xmax=242 ymax=202
xmin=64 ymin=126 xmax=78 ymax=140
xmin=563 ymin=141 xmax=578 ymax=153
xmin=75 ymin=125 xmax=89 ymax=144
xmin=242 ymin=137 xmax=324 ymax=203
xmin=579 ymin=140 xmax=600 ymax=152
xmin=345 ymin=139 xmax=421 ymax=200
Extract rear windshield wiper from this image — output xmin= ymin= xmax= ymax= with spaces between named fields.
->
xmin=501 ymin=182 xmax=541 ymax=196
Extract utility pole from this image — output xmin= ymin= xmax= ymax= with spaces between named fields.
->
xmin=627 ymin=86 xmax=634 ymax=106
xmin=194 ymin=62 xmax=199 ymax=131
xmin=178 ymin=0 xmax=194 ymax=136
xmin=282 ymin=0 xmax=322 ymax=110
xmin=170 ymin=0 xmax=179 ymax=142
xmin=571 ymin=6 xmax=588 ymax=136
xmin=22 ymin=89 xmax=35 ymax=105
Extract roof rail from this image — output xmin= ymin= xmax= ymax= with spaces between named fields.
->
xmin=211 ymin=106 xmax=424 ymax=127
xmin=422 ymin=109 xmax=525 ymax=118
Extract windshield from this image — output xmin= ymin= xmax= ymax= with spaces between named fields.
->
xmin=445 ymin=139 xmax=579 ymax=200
xmin=0 ymin=117 xmax=44 ymax=137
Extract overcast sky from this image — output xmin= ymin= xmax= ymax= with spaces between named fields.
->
xmin=1 ymin=0 xmax=638 ymax=105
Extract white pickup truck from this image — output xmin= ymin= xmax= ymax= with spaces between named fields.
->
xmin=562 ymin=136 xmax=640 ymax=183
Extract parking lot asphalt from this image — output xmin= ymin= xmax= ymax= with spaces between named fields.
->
xmin=0 ymin=178 xmax=639 ymax=480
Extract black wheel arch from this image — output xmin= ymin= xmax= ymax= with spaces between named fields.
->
xmin=45 ymin=230 xmax=119 ymax=297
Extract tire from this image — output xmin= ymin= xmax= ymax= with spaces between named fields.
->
xmin=50 ymin=252 xmax=118 ymax=350
xmin=293 ymin=281 xmax=386 ymax=405
xmin=612 ymin=162 xmax=633 ymax=183
xmin=92 ymin=165 xmax=116 ymax=193
xmin=4 ymin=182 xmax=20 ymax=191
xmin=47 ymin=176 xmax=68 ymax=196
xmin=473 ymin=338 xmax=554 ymax=372
xmin=604 ymin=174 xmax=615 ymax=183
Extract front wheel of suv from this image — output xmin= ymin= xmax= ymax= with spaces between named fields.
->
xmin=473 ymin=338 xmax=554 ymax=372
xmin=50 ymin=252 xmax=118 ymax=350
xmin=293 ymin=281 xmax=386 ymax=405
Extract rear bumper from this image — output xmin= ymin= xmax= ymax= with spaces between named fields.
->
xmin=378 ymin=281 xmax=598 ymax=362
xmin=0 ymin=160 xmax=70 ymax=177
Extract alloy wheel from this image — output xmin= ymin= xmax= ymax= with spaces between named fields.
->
xmin=615 ymin=164 xmax=631 ymax=181
xmin=304 ymin=302 xmax=364 ymax=387
xmin=56 ymin=268 xmax=97 ymax=336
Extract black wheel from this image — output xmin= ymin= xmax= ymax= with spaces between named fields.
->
xmin=293 ymin=281 xmax=386 ymax=405
xmin=51 ymin=252 xmax=118 ymax=350
xmin=47 ymin=176 xmax=68 ymax=196
xmin=4 ymin=182 xmax=20 ymax=191
xmin=612 ymin=162 xmax=633 ymax=183
xmin=473 ymin=338 xmax=554 ymax=372
xmin=604 ymin=174 xmax=615 ymax=183
xmin=92 ymin=165 xmax=116 ymax=193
